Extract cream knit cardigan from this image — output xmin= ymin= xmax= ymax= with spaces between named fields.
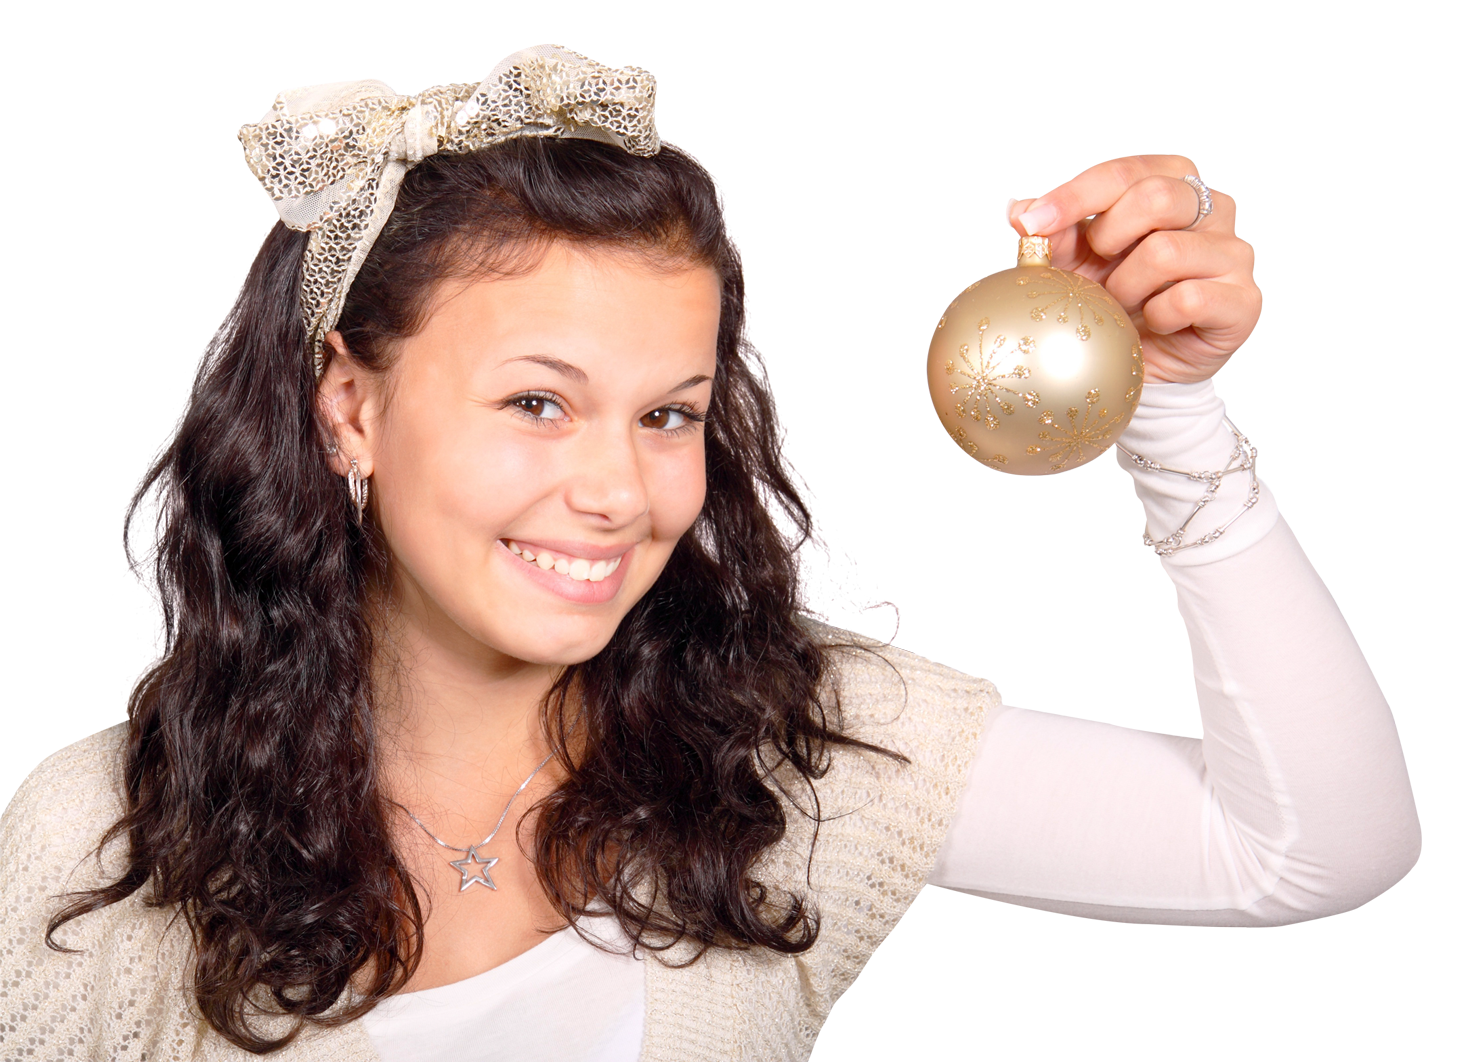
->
xmin=0 ymin=636 xmax=995 ymax=1061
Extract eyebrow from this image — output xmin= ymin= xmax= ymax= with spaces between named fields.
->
xmin=667 ymin=373 xmax=713 ymax=393
xmin=502 ymin=357 xmax=712 ymax=395
xmin=501 ymin=355 xmax=589 ymax=383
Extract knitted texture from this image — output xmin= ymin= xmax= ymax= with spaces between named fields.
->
xmin=0 ymin=633 xmax=994 ymax=1060
xmin=638 ymin=634 xmax=997 ymax=1060
xmin=0 ymin=728 xmax=365 ymax=1061
xmin=0 ymin=727 xmax=194 ymax=1059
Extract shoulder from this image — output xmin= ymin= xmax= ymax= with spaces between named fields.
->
xmin=804 ymin=618 xmax=1000 ymax=759
xmin=0 ymin=724 xmax=190 ymax=1054
xmin=657 ymin=624 xmax=1000 ymax=1051
xmin=1 ymin=723 xmax=130 ymax=879
xmin=0 ymin=722 xmax=132 ymax=928
xmin=804 ymin=619 xmax=998 ymax=904
xmin=800 ymin=617 xmax=997 ymax=825
xmin=0 ymin=723 xmax=132 ymax=952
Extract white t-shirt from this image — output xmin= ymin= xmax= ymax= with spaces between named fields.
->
xmin=362 ymin=381 xmax=1419 ymax=1059
xmin=362 ymin=919 xmax=643 ymax=1061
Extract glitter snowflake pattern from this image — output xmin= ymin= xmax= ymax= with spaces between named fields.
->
xmin=1021 ymin=269 xmax=1128 ymax=341
xmin=1026 ymin=388 xmax=1129 ymax=471
xmin=943 ymin=318 xmax=1041 ymax=431
xmin=945 ymin=424 xmax=1009 ymax=468
xmin=1124 ymin=340 xmax=1144 ymax=405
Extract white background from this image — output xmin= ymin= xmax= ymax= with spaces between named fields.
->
xmin=1 ymin=1 xmax=1462 ymax=1058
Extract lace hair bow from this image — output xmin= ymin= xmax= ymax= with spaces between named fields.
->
xmin=238 ymin=44 xmax=660 ymax=374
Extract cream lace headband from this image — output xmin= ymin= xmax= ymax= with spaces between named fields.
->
xmin=238 ymin=44 xmax=660 ymax=375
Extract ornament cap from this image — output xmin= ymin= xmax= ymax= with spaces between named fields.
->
xmin=1017 ymin=235 xmax=1052 ymax=267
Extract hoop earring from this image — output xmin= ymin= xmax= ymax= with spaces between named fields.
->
xmin=347 ymin=458 xmax=370 ymax=525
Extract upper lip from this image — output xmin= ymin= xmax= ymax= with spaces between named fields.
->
xmin=502 ymin=537 xmax=637 ymax=562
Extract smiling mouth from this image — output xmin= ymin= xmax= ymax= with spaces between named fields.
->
xmin=503 ymin=540 xmax=624 ymax=583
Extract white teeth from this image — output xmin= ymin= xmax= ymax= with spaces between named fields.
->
xmin=508 ymin=541 xmax=624 ymax=581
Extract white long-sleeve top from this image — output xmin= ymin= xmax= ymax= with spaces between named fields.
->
xmin=361 ymin=381 xmax=1421 ymax=1059
xmin=928 ymin=380 xmax=1420 ymax=922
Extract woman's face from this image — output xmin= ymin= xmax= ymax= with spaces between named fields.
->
xmin=327 ymin=242 xmax=721 ymax=670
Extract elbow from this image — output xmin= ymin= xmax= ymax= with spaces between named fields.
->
xmin=1255 ymin=802 xmax=1422 ymax=926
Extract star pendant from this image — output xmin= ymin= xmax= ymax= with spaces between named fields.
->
xmin=449 ymin=849 xmax=499 ymax=892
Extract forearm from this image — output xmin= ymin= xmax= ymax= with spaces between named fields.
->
xmin=927 ymin=384 xmax=1420 ymax=924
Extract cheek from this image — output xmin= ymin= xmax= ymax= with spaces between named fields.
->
xmin=433 ymin=431 xmax=552 ymax=528
xmin=648 ymin=440 xmax=707 ymax=543
xmin=373 ymin=406 xmax=554 ymax=573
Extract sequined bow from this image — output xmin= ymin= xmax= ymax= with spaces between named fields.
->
xmin=238 ymin=45 xmax=660 ymax=371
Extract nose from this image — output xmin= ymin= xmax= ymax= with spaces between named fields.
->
xmin=563 ymin=422 xmax=650 ymax=527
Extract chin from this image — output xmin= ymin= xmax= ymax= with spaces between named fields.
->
xmin=525 ymin=636 xmax=615 ymax=668
xmin=483 ymin=613 xmax=622 ymax=668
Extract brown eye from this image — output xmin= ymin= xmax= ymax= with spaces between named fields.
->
xmin=512 ymin=395 xmax=564 ymax=420
xmin=640 ymin=407 xmax=694 ymax=431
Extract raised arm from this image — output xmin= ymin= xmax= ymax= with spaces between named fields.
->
xmin=928 ymin=381 xmax=1420 ymax=924
xmin=927 ymin=156 xmax=1418 ymax=924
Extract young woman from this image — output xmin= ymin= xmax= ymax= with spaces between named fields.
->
xmin=0 ymin=46 xmax=1419 ymax=1061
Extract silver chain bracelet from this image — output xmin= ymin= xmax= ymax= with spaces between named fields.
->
xmin=1115 ymin=418 xmax=1260 ymax=557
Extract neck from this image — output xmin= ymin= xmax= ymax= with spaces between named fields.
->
xmin=371 ymin=573 xmax=562 ymax=827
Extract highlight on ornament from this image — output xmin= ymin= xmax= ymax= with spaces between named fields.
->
xmin=926 ymin=235 xmax=1144 ymax=476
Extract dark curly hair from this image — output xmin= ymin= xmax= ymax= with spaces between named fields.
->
xmin=47 ymin=137 xmax=892 ymax=1051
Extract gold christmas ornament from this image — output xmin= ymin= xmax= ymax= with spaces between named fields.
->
xmin=927 ymin=236 xmax=1144 ymax=475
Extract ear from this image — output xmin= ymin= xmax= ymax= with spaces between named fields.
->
xmin=317 ymin=331 xmax=384 ymax=478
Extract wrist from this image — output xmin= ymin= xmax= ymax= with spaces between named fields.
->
xmin=1116 ymin=381 xmax=1279 ymax=566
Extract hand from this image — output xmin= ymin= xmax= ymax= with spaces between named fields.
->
xmin=1009 ymin=156 xmax=1261 ymax=384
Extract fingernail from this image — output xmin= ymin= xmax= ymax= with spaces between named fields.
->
xmin=1005 ymin=198 xmax=1018 ymax=223
xmin=1004 ymin=199 xmax=1028 ymax=233
xmin=1017 ymin=201 xmax=1059 ymax=236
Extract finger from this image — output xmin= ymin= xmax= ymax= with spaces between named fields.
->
xmin=1141 ymin=278 xmax=1262 ymax=344
xmin=1005 ymin=196 xmax=1091 ymax=267
xmin=1105 ymin=230 xmax=1253 ymax=311
xmin=1015 ymin=154 xmax=1199 ymax=237
xmin=1085 ymin=178 xmax=1235 ymax=259
xmin=1007 ymin=197 xmax=1035 ymax=237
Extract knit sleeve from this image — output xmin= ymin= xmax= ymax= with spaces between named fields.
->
xmin=0 ymin=724 xmax=201 ymax=1058
xmin=0 ymin=727 xmax=384 ymax=1062
xmin=793 ymin=634 xmax=999 ymax=999
xmin=638 ymin=629 xmax=997 ymax=1062
xmin=926 ymin=383 xmax=1420 ymax=924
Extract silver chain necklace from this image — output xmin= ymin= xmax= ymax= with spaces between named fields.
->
xmin=403 ymin=749 xmax=557 ymax=893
